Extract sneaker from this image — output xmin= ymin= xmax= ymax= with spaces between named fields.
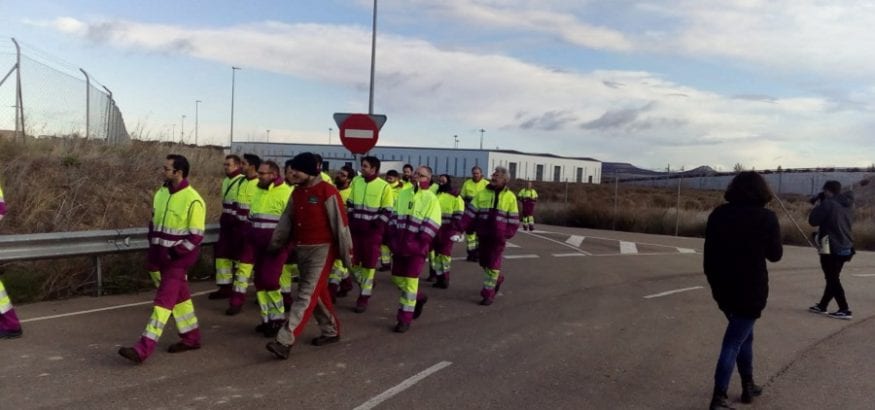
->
xmin=266 ymin=341 xmax=291 ymax=360
xmin=167 ymin=342 xmax=200 ymax=353
xmin=808 ymin=304 xmax=828 ymax=314
xmin=0 ymin=328 xmax=23 ymax=339
xmin=311 ymin=335 xmax=340 ymax=346
xmin=828 ymin=310 xmax=853 ymax=320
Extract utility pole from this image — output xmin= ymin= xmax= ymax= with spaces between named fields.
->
xmin=230 ymin=66 xmax=241 ymax=145
xmin=180 ymin=115 xmax=186 ymax=143
xmin=368 ymin=0 xmax=378 ymax=115
xmin=329 ymin=127 xmax=333 ymax=144
xmin=266 ymin=129 xmax=270 ymax=143
xmin=479 ymin=128 xmax=485 ymax=150
xmin=454 ymin=134 xmax=459 ymax=148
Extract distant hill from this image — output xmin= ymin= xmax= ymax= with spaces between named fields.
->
xmin=603 ymin=162 xmax=716 ymax=180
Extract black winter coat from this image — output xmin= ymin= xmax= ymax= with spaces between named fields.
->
xmin=704 ymin=203 xmax=783 ymax=318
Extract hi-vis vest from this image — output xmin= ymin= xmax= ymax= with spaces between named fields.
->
xmin=235 ymin=176 xmax=260 ymax=223
xmin=221 ymin=173 xmax=246 ymax=218
xmin=461 ymin=178 xmax=488 ymax=201
xmin=151 ymin=182 xmax=206 ymax=252
xmin=249 ymin=180 xmax=292 ymax=230
xmin=348 ymin=175 xmax=394 ymax=224
xmin=338 ymin=186 xmax=352 ymax=204
xmin=518 ymin=188 xmax=538 ymax=201
xmin=437 ymin=191 xmax=465 ymax=227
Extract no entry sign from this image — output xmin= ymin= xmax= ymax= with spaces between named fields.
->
xmin=334 ymin=113 xmax=387 ymax=154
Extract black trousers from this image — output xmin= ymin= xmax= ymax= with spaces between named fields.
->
xmin=818 ymin=254 xmax=851 ymax=311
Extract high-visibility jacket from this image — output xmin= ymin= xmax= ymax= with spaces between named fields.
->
xmin=517 ymin=188 xmax=538 ymax=201
xmin=0 ymin=182 xmax=6 ymax=221
xmin=148 ymin=180 xmax=206 ymax=265
xmin=347 ymin=175 xmax=394 ymax=234
xmin=321 ymin=172 xmax=334 ymax=185
xmin=437 ymin=190 xmax=465 ymax=231
xmin=220 ymin=171 xmax=245 ymax=224
xmin=387 ymin=186 xmax=442 ymax=257
xmin=428 ymin=183 xmax=439 ymax=194
xmin=460 ymin=178 xmax=488 ymax=202
xmin=235 ymin=176 xmax=260 ymax=224
xmin=338 ymin=186 xmax=352 ymax=204
xmin=460 ymin=185 xmax=520 ymax=241
xmin=249 ymin=179 xmax=293 ymax=233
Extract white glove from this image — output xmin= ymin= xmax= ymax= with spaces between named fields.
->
xmin=450 ymin=234 xmax=463 ymax=243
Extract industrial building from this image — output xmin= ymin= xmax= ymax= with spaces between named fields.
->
xmin=230 ymin=142 xmax=602 ymax=183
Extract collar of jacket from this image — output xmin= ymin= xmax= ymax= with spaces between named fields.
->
xmin=227 ymin=169 xmax=242 ymax=178
xmin=165 ymin=179 xmax=190 ymax=194
xmin=364 ymin=174 xmax=378 ymax=183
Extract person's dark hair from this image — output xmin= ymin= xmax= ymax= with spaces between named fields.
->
xmin=263 ymin=160 xmax=280 ymax=175
xmin=225 ymin=154 xmax=241 ymax=165
xmin=724 ymin=171 xmax=773 ymax=206
xmin=438 ymin=174 xmax=453 ymax=193
xmin=340 ymin=165 xmax=355 ymax=178
xmin=284 ymin=159 xmax=295 ymax=171
xmin=471 ymin=165 xmax=482 ymax=173
xmin=315 ymin=154 xmax=324 ymax=165
xmin=823 ymin=180 xmax=842 ymax=195
xmin=386 ymin=170 xmax=399 ymax=178
xmin=243 ymin=153 xmax=262 ymax=169
xmin=166 ymin=154 xmax=190 ymax=178
xmin=362 ymin=156 xmax=380 ymax=172
xmin=403 ymin=163 xmax=413 ymax=171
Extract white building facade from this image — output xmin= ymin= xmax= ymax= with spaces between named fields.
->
xmin=230 ymin=142 xmax=601 ymax=183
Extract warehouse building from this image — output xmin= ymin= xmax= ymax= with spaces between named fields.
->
xmin=230 ymin=142 xmax=602 ymax=183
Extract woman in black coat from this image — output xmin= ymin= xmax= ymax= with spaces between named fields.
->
xmin=704 ymin=171 xmax=783 ymax=409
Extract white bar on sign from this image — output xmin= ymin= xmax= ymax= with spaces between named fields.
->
xmin=346 ymin=129 xmax=374 ymax=139
xmin=565 ymin=235 xmax=584 ymax=247
xmin=619 ymin=241 xmax=638 ymax=254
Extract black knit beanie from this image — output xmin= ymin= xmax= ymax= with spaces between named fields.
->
xmin=289 ymin=152 xmax=320 ymax=176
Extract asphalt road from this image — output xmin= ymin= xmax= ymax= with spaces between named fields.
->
xmin=2 ymin=224 xmax=875 ymax=409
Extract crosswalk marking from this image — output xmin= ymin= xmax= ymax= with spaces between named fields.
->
xmin=565 ymin=235 xmax=585 ymax=247
xmin=619 ymin=241 xmax=638 ymax=254
xmin=505 ymin=242 xmax=520 ymax=248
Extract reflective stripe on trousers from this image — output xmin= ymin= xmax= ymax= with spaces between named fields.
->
xmin=353 ymin=266 xmax=376 ymax=296
xmin=483 ymin=268 xmax=500 ymax=289
xmin=215 ymin=258 xmax=234 ymax=285
xmin=329 ymin=259 xmax=349 ymax=285
xmin=380 ymin=244 xmax=392 ymax=265
xmin=281 ymin=264 xmax=298 ymax=294
xmin=429 ymin=253 xmax=452 ymax=275
xmin=233 ymin=263 xmax=254 ymax=294
xmin=257 ymin=290 xmax=286 ymax=322
xmin=466 ymin=233 xmax=478 ymax=251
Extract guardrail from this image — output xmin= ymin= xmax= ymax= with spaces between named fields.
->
xmin=0 ymin=224 xmax=220 ymax=296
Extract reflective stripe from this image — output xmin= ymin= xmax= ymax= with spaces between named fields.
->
xmin=250 ymin=213 xmax=281 ymax=221
xmin=251 ymin=222 xmax=278 ymax=229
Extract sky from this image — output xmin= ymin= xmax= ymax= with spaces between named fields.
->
xmin=2 ymin=0 xmax=875 ymax=171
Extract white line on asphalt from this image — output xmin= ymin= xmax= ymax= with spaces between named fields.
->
xmin=523 ymin=231 xmax=592 ymax=255
xmin=852 ymin=274 xmax=875 ymax=277
xmin=677 ymin=248 xmax=697 ymax=254
xmin=505 ymin=242 xmax=520 ymax=248
xmin=354 ymin=361 xmax=453 ymax=410
xmin=565 ymin=235 xmax=585 ymax=247
xmin=643 ymin=286 xmax=704 ymax=299
xmin=504 ymin=254 xmax=540 ymax=259
xmin=20 ymin=290 xmax=213 ymax=323
xmin=553 ymin=253 xmax=588 ymax=257
xmin=619 ymin=241 xmax=638 ymax=254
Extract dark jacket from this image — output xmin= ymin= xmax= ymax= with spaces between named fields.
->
xmin=704 ymin=203 xmax=783 ymax=318
xmin=808 ymin=192 xmax=854 ymax=253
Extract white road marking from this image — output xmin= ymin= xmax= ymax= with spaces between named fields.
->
xmin=553 ymin=253 xmax=588 ymax=258
xmin=852 ymin=274 xmax=875 ymax=277
xmin=504 ymin=254 xmax=540 ymax=259
xmin=523 ymin=231 xmax=591 ymax=255
xmin=505 ymin=242 xmax=520 ymax=248
xmin=21 ymin=290 xmax=213 ymax=323
xmin=619 ymin=241 xmax=638 ymax=254
xmin=677 ymin=248 xmax=697 ymax=254
xmin=565 ymin=235 xmax=585 ymax=247
xmin=643 ymin=286 xmax=704 ymax=299
xmin=353 ymin=361 xmax=452 ymax=410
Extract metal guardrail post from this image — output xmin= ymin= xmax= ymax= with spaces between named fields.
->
xmin=95 ymin=255 xmax=102 ymax=297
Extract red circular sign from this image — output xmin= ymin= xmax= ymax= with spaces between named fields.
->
xmin=339 ymin=114 xmax=379 ymax=154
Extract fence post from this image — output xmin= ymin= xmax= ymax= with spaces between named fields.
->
xmin=612 ymin=174 xmax=619 ymax=230
xmin=675 ymin=176 xmax=681 ymax=236
xmin=79 ymin=68 xmax=91 ymax=139
xmin=94 ymin=255 xmax=103 ymax=297
xmin=12 ymin=38 xmax=25 ymax=143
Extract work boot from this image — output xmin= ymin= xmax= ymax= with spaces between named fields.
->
xmin=167 ymin=342 xmax=200 ymax=353
xmin=263 ymin=321 xmax=284 ymax=338
xmin=425 ymin=268 xmax=437 ymax=282
xmin=495 ymin=275 xmax=505 ymax=293
xmin=266 ymin=341 xmax=291 ymax=360
xmin=433 ymin=274 xmax=449 ymax=289
xmin=0 ymin=328 xmax=23 ymax=339
xmin=337 ymin=277 xmax=353 ymax=297
xmin=225 ymin=305 xmax=242 ymax=316
xmin=311 ymin=335 xmax=341 ymax=346
xmin=378 ymin=264 xmax=391 ymax=272
xmin=741 ymin=379 xmax=763 ymax=404
xmin=709 ymin=388 xmax=734 ymax=409
xmin=354 ymin=296 xmax=369 ymax=313
xmin=117 ymin=347 xmax=143 ymax=364
xmin=394 ymin=322 xmax=410 ymax=333
xmin=207 ymin=286 xmax=231 ymax=300
xmin=479 ymin=297 xmax=494 ymax=306
xmin=529 ymin=224 xmax=535 ymax=231
xmin=255 ymin=322 xmax=270 ymax=334
xmin=413 ymin=295 xmax=428 ymax=320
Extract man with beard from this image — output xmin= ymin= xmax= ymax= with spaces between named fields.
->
xmin=386 ymin=166 xmax=442 ymax=333
xmin=119 ymin=154 xmax=205 ymax=363
xmin=429 ymin=174 xmax=465 ymax=289
xmin=460 ymin=166 xmax=488 ymax=261
xmin=209 ymin=155 xmax=246 ymax=299
xmin=266 ymin=153 xmax=352 ymax=360
xmin=460 ymin=166 xmax=520 ymax=306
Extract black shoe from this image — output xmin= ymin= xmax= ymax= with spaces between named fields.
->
xmin=425 ymin=269 xmax=437 ymax=282
xmin=413 ymin=295 xmax=428 ymax=320
xmin=394 ymin=322 xmax=410 ymax=333
xmin=266 ymin=341 xmax=291 ymax=360
xmin=255 ymin=322 xmax=270 ymax=333
xmin=225 ymin=305 xmax=242 ymax=316
xmin=709 ymin=388 xmax=733 ymax=409
xmin=263 ymin=322 xmax=283 ymax=338
xmin=0 ymin=328 xmax=23 ymax=339
xmin=828 ymin=310 xmax=853 ymax=320
xmin=167 ymin=342 xmax=200 ymax=353
xmin=480 ymin=297 xmax=494 ymax=306
xmin=117 ymin=347 xmax=142 ymax=364
xmin=311 ymin=335 xmax=341 ymax=346
xmin=741 ymin=380 xmax=763 ymax=404
xmin=808 ymin=304 xmax=828 ymax=314
xmin=433 ymin=276 xmax=449 ymax=289
xmin=207 ymin=289 xmax=230 ymax=300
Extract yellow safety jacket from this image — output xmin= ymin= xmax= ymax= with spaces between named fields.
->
xmin=460 ymin=178 xmax=488 ymax=202
xmin=249 ymin=179 xmax=293 ymax=231
xmin=149 ymin=180 xmax=206 ymax=259
xmin=462 ymin=185 xmax=520 ymax=241
xmin=388 ymin=186 xmax=442 ymax=256
xmin=235 ymin=176 xmax=260 ymax=223
xmin=221 ymin=172 xmax=246 ymax=223
xmin=348 ymin=175 xmax=394 ymax=233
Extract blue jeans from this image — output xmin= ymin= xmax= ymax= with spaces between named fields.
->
xmin=714 ymin=313 xmax=756 ymax=392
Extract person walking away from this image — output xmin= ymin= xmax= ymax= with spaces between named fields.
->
xmin=346 ymin=156 xmax=394 ymax=313
xmin=222 ymin=154 xmax=261 ymax=305
xmin=807 ymin=180 xmax=855 ymax=319
xmin=379 ymin=170 xmax=406 ymax=272
xmin=330 ymin=165 xmax=355 ymax=301
xmin=209 ymin=155 xmax=245 ymax=299
xmin=387 ymin=166 xmax=442 ymax=333
xmin=459 ymin=167 xmax=519 ymax=306
xmin=430 ymin=174 xmax=465 ymax=289
xmin=266 ymin=153 xmax=352 ymax=360
xmin=518 ymin=180 xmax=539 ymax=231
xmin=119 ymin=154 xmax=205 ymax=364
xmin=460 ymin=166 xmax=488 ymax=261
xmin=0 ymin=181 xmax=23 ymax=339
xmin=704 ymin=171 xmax=782 ymax=408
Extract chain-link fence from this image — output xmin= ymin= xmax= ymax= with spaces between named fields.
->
xmin=0 ymin=38 xmax=129 ymax=143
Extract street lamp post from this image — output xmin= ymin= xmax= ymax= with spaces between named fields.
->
xmin=454 ymin=134 xmax=459 ymax=148
xmin=181 ymin=115 xmax=186 ymax=143
xmin=266 ymin=129 xmax=270 ymax=143
xmin=479 ymin=128 xmax=485 ymax=150
xmin=230 ymin=66 xmax=241 ymax=145
xmin=328 ymin=127 xmax=333 ymax=144
xmin=172 ymin=123 xmax=176 ymax=141
xmin=194 ymin=99 xmax=201 ymax=146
